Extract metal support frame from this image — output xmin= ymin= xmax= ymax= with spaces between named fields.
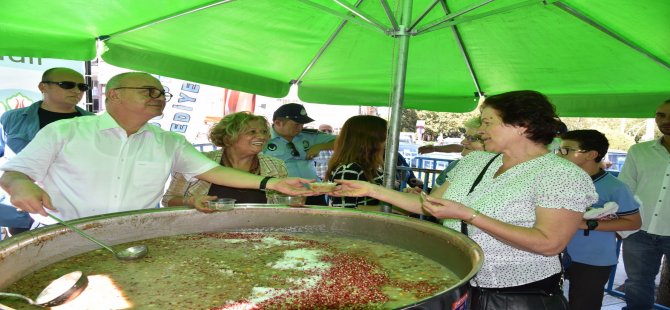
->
xmin=295 ymin=0 xmax=366 ymax=85
xmin=379 ymin=0 xmax=399 ymax=32
xmin=102 ymin=0 xmax=235 ymax=41
xmin=416 ymin=0 xmax=544 ymax=35
xmin=408 ymin=0 xmax=442 ymax=32
xmin=333 ymin=0 xmax=390 ymax=33
xmin=444 ymin=4 xmax=484 ymax=97
xmin=84 ymin=61 xmax=94 ymax=112
xmin=382 ymin=0 xmax=412 ymax=213
xmin=298 ymin=0 xmax=386 ymax=34
xmin=415 ymin=0 xmax=495 ymax=34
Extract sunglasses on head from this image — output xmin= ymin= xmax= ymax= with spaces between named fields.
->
xmin=42 ymin=81 xmax=90 ymax=91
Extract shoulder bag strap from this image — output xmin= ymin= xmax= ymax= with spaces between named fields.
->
xmin=462 ymin=153 xmax=501 ymax=235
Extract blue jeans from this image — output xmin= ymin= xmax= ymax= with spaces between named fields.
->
xmin=0 ymin=202 xmax=32 ymax=228
xmin=622 ymin=230 xmax=670 ymax=310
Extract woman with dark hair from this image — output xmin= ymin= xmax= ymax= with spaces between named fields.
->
xmin=334 ymin=90 xmax=597 ymax=310
xmin=327 ymin=115 xmax=387 ymax=209
xmin=162 ymin=112 xmax=287 ymax=211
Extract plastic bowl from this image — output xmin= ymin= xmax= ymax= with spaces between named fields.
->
xmin=308 ymin=182 xmax=337 ymax=193
xmin=207 ymin=198 xmax=236 ymax=211
xmin=267 ymin=194 xmax=306 ymax=207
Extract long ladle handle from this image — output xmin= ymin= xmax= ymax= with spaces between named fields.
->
xmin=0 ymin=292 xmax=36 ymax=305
xmin=47 ymin=214 xmax=117 ymax=255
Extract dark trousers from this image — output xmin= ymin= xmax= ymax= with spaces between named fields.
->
xmin=565 ymin=262 xmax=613 ymax=310
xmin=305 ymin=194 xmax=328 ymax=206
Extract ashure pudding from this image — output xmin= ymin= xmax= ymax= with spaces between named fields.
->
xmin=2 ymin=232 xmax=459 ymax=309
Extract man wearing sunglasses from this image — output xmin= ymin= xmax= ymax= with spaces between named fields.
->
xmin=0 ymin=67 xmax=93 ymax=237
xmin=0 ymin=72 xmax=313 ymax=224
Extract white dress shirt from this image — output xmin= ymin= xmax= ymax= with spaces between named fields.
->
xmin=1 ymin=112 xmax=218 ymax=222
xmin=618 ymin=138 xmax=670 ymax=236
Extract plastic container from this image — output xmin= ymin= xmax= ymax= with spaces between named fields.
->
xmin=267 ymin=193 xmax=306 ymax=207
xmin=308 ymin=182 xmax=337 ymax=193
xmin=207 ymin=198 xmax=236 ymax=211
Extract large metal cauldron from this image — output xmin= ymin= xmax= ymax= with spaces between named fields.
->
xmin=0 ymin=206 xmax=483 ymax=309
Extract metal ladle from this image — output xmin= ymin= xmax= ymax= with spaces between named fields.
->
xmin=0 ymin=270 xmax=88 ymax=307
xmin=48 ymin=214 xmax=148 ymax=261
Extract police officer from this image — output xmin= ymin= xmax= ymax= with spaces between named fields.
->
xmin=264 ymin=103 xmax=335 ymax=205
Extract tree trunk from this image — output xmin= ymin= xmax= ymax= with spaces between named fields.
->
xmin=658 ymin=255 xmax=670 ymax=306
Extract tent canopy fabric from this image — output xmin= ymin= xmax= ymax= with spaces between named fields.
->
xmin=1 ymin=0 xmax=669 ymax=117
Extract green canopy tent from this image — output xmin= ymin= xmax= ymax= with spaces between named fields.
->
xmin=2 ymin=0 xmax=669 ymax=198
xmin=2 ymin=0 xmax=668 ymax=115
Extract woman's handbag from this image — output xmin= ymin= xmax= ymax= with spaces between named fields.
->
xmin=471 ymin=286 xmax=568 ymax=310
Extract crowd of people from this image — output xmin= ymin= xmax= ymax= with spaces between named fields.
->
xmin=0 ymin=67 xmax=668 ymax=310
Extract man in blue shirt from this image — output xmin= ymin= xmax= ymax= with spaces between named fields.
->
xmin=264 ymin=103 xmax=335 ymax=205
xmin=557 ymin=129 xmax=641 ymax=310
xmin=0 ymin=67 xmax=93 ymax=236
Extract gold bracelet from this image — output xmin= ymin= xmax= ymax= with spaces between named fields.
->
xmin=465 ymin=209 xmax=480 ymax=223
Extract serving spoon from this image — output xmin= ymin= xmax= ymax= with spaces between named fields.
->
xmin=48 ymin=214 xmax=148 ymax=261
xmin=0 ymin=270 xmax=88 ymax=307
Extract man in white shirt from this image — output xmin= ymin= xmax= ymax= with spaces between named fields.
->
xmin=618 ymin=99 xmax=670 ymax=310
xmin=0 ymin=72 xmax=312 ymax=223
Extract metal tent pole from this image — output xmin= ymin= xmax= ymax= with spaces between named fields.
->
xmin=382 ymin=0 xmax=412 ymax=213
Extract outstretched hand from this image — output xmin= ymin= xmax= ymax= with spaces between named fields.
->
xmin=330 ymin=179 xmax=374 ymax=197
xmin=9 ymin=181 xmax=56 ymax=216
xmin=420 ymin=192 xmax=468 ymax=220
xmin=190 ymin=195 xmax=218 ymax=213
xmin=269 ymin=177 xmax=317 ymax=196
xmin=305 ymin=148 xmax=321 ymax=160
xmin=403 ymin=186 xmax=424 ymax=195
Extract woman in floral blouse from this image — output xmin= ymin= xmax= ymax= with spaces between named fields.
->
xmin=334 ymin=91 xmax=598 ymax=310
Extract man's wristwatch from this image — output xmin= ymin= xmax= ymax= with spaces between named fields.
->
xmin=586 ymin=219 xmax=599 ymax=231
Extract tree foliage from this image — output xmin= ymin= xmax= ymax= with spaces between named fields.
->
xmin=401 ymin=109 xmax=656 ymax=151
xmin=562 ymin=118 xmax=654 ymax=151
xmin=401 ymin=109 xmax=478 ymax=139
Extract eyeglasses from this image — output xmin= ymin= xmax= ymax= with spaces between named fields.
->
xmin=463 ymin=134 xmax=481 ymax=142
xmin=556 ymin=147 xmax=588 ymax=155
xmin=286 ymin=142 xmax=300 ymax=157
xmin=41 ymin=81 xmax=90 ymax=91
xmin=113 ymin=87 xmax=173 ymax=102
xmin=320 ymin=129 xmax=333 ymax=134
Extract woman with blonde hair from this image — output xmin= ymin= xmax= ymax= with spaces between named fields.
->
xmin=163 ymin=112 xmax=287 ymax=211
xmin=327 ymin=115 xmax=387 ymax=209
